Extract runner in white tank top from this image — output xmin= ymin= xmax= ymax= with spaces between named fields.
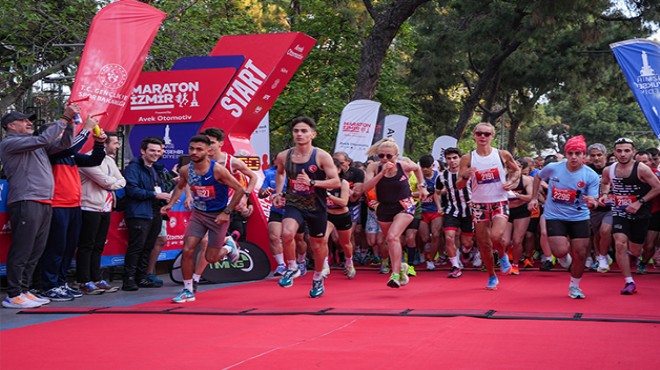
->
xmin=456 ymin=122 xmax=520 ymax=291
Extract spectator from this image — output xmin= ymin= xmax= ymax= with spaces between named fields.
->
xmin=0 ymin=106 xmax=78 ymax=309
xmin=122 ymin=137 xmax=172 ymax=291
xmin=77 ymin=132 xmax=125 ymax=294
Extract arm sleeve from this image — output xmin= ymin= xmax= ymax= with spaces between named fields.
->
xmin=75 ymin=141 xmax=105 ymax=167
xmin=1 ymin=121 xmax=66 ymax=154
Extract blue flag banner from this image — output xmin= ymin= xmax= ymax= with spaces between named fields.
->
xmin=610 ymin=38 xmax=660 ymax=141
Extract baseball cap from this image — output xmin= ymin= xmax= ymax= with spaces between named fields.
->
xmin=1 ymin=111 xmax=37 ymax=129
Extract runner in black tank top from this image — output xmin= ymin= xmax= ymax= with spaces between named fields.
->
xmin=272 ymin=117 xmax=341 ymax=298
xmin=363 ymin=138 xmax=428 ymax=289
xmin=600 ymin=138 xmax=660 ymax=296
xmin=325 ymin=158 xmax=356 ymax=279
xmin=503 ymin=172 xmax=533 ymax=275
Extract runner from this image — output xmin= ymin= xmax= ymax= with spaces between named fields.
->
xmin=599 ymin=138 xmax=660 ymax=295
xmin=325 ymin=158 xmax=356 ymax=279
xmin=529 ymin=136 xmax=600 ymax=299
xmin=457 ymin=123 xmax=521 ymax=290
xmin=272 ymin=117 xmax=340 ymax=298
xmin=161 ymin=135 xmax=245 ymax=303
xmin=363 ymin=138 xmax=429 ymax=288
xmin=438 ymin=147 xmax=476 ymax=278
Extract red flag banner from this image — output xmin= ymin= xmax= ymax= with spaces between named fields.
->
xmin=70 ymin=0 xmax=166 ymax=135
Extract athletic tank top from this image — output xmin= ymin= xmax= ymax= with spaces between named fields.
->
xmin=188 ymin=160 xmax=229 ymax=212
xmin=376 ymin=162 xmax=411 ymax=204
xmin=609 ymin=162 xmax=652 ymax=219
xmin=285 ymin=147 xmax=327 ymax=211
xmin=326 ymin=180 xmax=345 ymax=210
xmin=469 ymin=149 xmax=508 ymax=203
xmin=420 ymin=170 xmax=439 ymax=213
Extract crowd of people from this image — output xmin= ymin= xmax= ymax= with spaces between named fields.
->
xmin=1 ymin=108 xmax=659 ymax=308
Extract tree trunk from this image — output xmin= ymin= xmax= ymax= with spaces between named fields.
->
xmin=452 ymin=39 xmax=522 ymax=140
xmin=351 ymin=0 xmax=430 ymax=101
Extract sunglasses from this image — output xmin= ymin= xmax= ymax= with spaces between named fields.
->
xmin=614 ymin=137 xmax=634 ymax=145
xmin=378 ymin=153 xmax=394 ymax=159
xmin=474 ymin=131 xmax=492 ymax=137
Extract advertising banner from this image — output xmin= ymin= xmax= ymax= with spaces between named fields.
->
xmin=610 ymin=38 xmax=660 ymax=140
xmin=383 ymin=115 xmax=408 ymax=154
xmin=432 ymin=135 xmax=459 ymax=163
xmin=250 ymin=113 xmax=271 ymax=170
xmin=206 ymin=33 xmax=317 ymax=142
xmin=120 ymin=69 xmax=237 ymax=125
xmin=70 ymin=0 xmax=166 ymax=141
xmin=335 ymin=100 xmax=383 ymax=162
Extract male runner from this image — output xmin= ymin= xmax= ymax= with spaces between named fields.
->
xmin=529 ymin=136 xmax=600 ymax=299
xmin=161 ymin=135 xmax=245 ymax=303
xmin=600 ymin=138 xmax=660 ymax=294
xmin=272 ymin=117 xmax=340 ymax=298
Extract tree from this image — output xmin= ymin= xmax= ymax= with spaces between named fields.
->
xmin=351 ymin=0 xmax=430 ymax=100
xmin=0 ymin=0 xmax=97 ymax=114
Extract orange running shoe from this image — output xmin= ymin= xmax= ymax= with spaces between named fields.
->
xmin=510 ymin=264 xmax=520 ymax=275
xmin=522 ymin=258 xmax=535 ymax=269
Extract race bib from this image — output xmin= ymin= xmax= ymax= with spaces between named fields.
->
xmin=291 ymin=179 xmax=312 ymax=194
xmin=551 ymin=187 xmax=577 ymax=204
xmin=613 ymin=195 xmax=637 ymax=209
xmin=475 ymin=168 xmax=501 ymax=184
xmin=191 ymin=185 xmax=216 ymax=200
xmin=399 ymin=197 xmax=416 ymax=213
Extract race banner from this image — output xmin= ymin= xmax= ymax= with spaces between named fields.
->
xmin=120 ymin=69 xmax=237 ymax=125
xmin=206 ymin=33 xmax=317 ymax=144
xmin=383 ymin=114 xmax=408 ymax=154
xmin=610 ymin=38 xmax=660 ymax=140
xmin=70 ymin=0 xmax=166 ymax=143
xmin=251 ymin=113 xmax=271 ymax=170
xmin=335 ymin=100 xmax=383 ymax=162
xmin=432 ymin=135 xmax=458 ymax=163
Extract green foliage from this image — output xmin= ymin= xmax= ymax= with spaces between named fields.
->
xmin=2 ymin=0 xmax=659 ymax=153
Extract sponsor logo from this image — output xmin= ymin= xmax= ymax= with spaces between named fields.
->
xmin=577 ymin=181 xmax=585 ymax=189
xmin=208 ymin=249 xmax=254 ymax=272
xmin=98 ymin=64 xmax=128 ymax=90
xmin=169 ymin=216 xmax=177 ymax=228
xmin=271 ymin=79 xmax=280 ymax=89
xmin=308 ymin=165 xmax=318 ymax=173
xmin=220 ymin=59 xmax=267 ymax=118
xmin=130 ymin=82 xmax=200 ymax=110
xmin=118 ymin=219 xmax=127 ymax=230
xmin=287 ymin=45 xmax=305 ymax=60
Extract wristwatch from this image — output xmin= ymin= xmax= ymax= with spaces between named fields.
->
xmin=418 ymin=183 xmax=427 ymax=188
xmin=222 ymin=208 xmax=232 ymax=214
xmin=309 ymin=179 xmax=316 ymax=187
xmin=638 ymin=197 xmax=646 ymax=204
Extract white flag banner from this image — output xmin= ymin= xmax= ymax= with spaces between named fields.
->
xmin=383 ymin=115 xmax=408 ymax=154
xmin=432 ymin=135 xmax=458 ymax=163
xmin=334 ymin=100 xmax=382 ymax=162
xmin=250 ymin=113 xmax=270 ymax=170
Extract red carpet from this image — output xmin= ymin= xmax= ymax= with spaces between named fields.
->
xmin=139 ymin=269 xmax=660 ymax=318
xmin=2 ymin=269 xmax=660 ymax=369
